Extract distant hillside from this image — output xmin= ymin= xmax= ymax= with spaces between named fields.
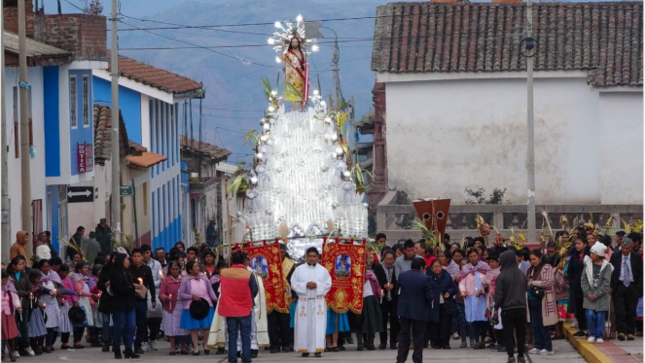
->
xmin=117 ymin=0 xmax=384 ymax=160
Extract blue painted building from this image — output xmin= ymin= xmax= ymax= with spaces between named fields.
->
xmin=93 ymin=54 xmax=204 ymax=251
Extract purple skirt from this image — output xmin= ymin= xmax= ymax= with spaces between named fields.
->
xmin=162 ymin=304 xmax=187 ymax=337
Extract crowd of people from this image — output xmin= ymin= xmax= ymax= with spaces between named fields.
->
xmin=0 ymin=227 xmax=642 ymax=363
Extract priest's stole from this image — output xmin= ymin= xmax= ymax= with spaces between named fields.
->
xmin=322 ymin=240 xmax=366 ymax=313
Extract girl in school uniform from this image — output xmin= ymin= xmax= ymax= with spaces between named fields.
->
xmin=27 ymin=271 xmax=47 ymax=355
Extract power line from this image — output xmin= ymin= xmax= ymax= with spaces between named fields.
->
xmin=118 ymin=19 xmax=279 ymax=69
xmin=118 ymin=38 xmax=373 ymax=51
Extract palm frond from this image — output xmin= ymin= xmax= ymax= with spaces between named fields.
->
xmin=261 ymin=77 xmax=272 ymax=99
xmin=226 ymin=174 xmax=245 ymax=196
xmin=285 ymin=82 xmax=305 ymax=102
xmin=243 ymin=130 xmax=260 ymax=147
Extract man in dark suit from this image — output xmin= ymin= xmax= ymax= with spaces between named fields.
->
xmin=610 ymin=237 xmax=643 ymax=341
xmin=396 ymin=258 xmax=434 ymax=363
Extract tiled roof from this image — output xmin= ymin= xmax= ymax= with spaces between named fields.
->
xmin=371 ymin=2 xmax=643 ymax=88
xmin=93 ymin=104 xmax=112 ymax=166
xmin=107 ymin=51 xmax=204 ymax=95
xmin=180 ymin=135 xmax=231 ymax=163
xmin=126 ymin=152 xmax=167 ymax=169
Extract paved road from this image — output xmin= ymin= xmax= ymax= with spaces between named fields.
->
xmin=41 ymin=336 xmax=585 ymax=363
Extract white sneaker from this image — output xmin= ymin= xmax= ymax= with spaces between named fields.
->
xmin=571 ymin=319 xmax=578 ymax=329
xmin=141 ymin=342 xmax=151 ymax=352
xmin=596 ymin=339 xmax=604 ymax=344
xmin=587 ymin=337 xmax=596 ymax=343
xmin=11 ymin=351 xmax=20 ymax=359
xmin=149 ymin=341 xmax=157 ymax=351
xmin=539 ymin=349 xmax=553 ymax=355
xmin=24 ymin=348 xmax=35 ymax=357
xmin=528 ymin=348 xmax=539 ymax=354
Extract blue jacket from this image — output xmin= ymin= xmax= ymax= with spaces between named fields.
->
xmin=426 ymin=269 xmax=458 ymax=322
xmin=397 ymin=269 xmax=434 ymax=322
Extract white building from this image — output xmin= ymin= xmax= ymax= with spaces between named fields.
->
xmin=370 ymin=1 xmax=643 ymax=206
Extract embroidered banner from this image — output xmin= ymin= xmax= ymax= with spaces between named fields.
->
xmin=322 ymin=240 xmax=366 ymax=313
xmin=243 ymin=243 xmax=288 ymax=313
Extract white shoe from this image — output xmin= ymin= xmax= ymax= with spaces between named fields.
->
xmin=539 ymin=349 xmax=553 ymax=355
xmin=571 ymin=319 xmax=578 ymax=329
xmin=149 ymin=341 xmax=157 ymax=351
xmin=11 ymin=352 xmax=19 ymax=359
xmin=141 ymin=342 xmax=151 ymax=352
xmin=24 ymin=348 xmax=35 ymax=357
xmin=596 ymin=339 xmax=604 ymax=344
xmin=528 ymin=348 xmax=539 ymax=354
xmin=587 ymin=337 xmax=596 ymax=343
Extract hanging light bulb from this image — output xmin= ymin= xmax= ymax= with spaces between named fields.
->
xmin=335 ymin=146 xmax=343 ymax=155
xmin=268 ymin=106 xmax=275 ymax=112
xmin=268 ymin=38 xmax=275 ymax=45
xmin=263 ymin=123 xmax=271 ymax=130
xmin=331 ymin=134 xmax=338 ymax=141
xmin=312 ymin=45 xmax=319 ymax=52
xmin=275 ymin=56 xmax=282 ymax=64
xmin=274 ymin=21 xmax=282 ymax=28
xmin=313 ymin=90 xmax=319 ymax=96
xmin=271 ymin=90 xmax=277 ymax=96
xmin=260 ymin=135 xmax=268 ymax=142
xmin=296 ymin=14 xmax=303 ymax=22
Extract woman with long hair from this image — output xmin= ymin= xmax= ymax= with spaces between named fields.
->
xmin=159 ymin=261 xmax=188 ymax=355
xmin=459 ymin=248 xmax=490 ymax=349
xmin=109 ymin=254 xmax=139 ymax=359
xmin=7 ymin=255 xmax=33 ymax=357
xmin=38 ymin=259 xmax=62 ymax=353
xmin=71 ymin=262 xmax=98 ymax=349
xmin=178 ymin=260 xmax=217 ymax=356
xmin=567 ymin=238 xmax=590 ymax=337
xmin=373 ymin=249 xmax=399 ymax=350
xmin=526 ymin=249 xmax=557 ymax=355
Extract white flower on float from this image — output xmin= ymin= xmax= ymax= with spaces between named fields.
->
xmin=263 ymin=123 xmax=271 ymax=130
xmin=320 ymin=101 xmax=326 ymax=107
xmin=296 ymin=14 xmax=303 ymax=22
xmin=268 ymin=38 xmax=275 ymax=45
xmin=268 ymin=106 xmax=275 ymax=112
xmin=271 ymin=90 xmax=277 ymax=96
xmin=274 ymin=21 xmax=282 ymax=28
xmin=313 ymin=90 xmax=319 ymax=96
xmin=250 ymin=176 xmax=258 ymax=184
xmin=275 ymin=56 xmax=282 ymax=63
xmin=256 ymin=153 xmax=264 ymax=160
xmin=335 ymin=146 xmax=343 ymax=154
xmin=331 ymin=134 xmax=338 ymax=141
xmin=324 ymin=117 xmax=331 ymax=123
xmin=260 ymin=135 xmax=268 ymax=142
xmin=312 ymin=45 xmax=319 ymax=52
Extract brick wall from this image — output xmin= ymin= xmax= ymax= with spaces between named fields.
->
xmin=39 ymin=14 xmax=106 ymax=60
xmin=3 ymin=0 xmax=35 ymax=38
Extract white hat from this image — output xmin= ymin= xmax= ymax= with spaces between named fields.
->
xmin=590 ymin=241 xmax=607 ymax=257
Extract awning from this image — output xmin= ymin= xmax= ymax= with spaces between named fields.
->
xmin=125 ymin=152 xmax=167 ymax=169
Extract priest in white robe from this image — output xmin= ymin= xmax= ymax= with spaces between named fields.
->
xmin=291 ymin=247 xmax=332 ymax=357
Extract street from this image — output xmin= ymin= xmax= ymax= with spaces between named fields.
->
xmin=40 ymin=337 xmax=584 ymax=363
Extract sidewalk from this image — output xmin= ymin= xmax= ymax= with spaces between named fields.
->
xmin=564 ymin=322 xmax=643 ymax=363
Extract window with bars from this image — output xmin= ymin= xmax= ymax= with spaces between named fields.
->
xmin=82 ymin=75 xmax=89 ymax=127
xmin=70 ymin=76 xmax=77 ymax=128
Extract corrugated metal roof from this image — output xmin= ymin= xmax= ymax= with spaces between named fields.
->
xmin=3 ymin=30 xmax=71 ymax=58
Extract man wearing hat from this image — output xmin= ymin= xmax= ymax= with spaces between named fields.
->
xmin=610 ymin=237 xmax=643 ymax=341
xmin=95 ymin=218 xmax=113 ymax=255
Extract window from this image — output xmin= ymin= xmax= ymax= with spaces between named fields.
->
xmin=82 ymin=75 xmax=89 ymax=127
xmin=70 ymin=76 xmax=77 ymax=128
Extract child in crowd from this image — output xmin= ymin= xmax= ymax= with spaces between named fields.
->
xmin=38 ymin=260 xmax=62 ymax=353
xmin=27 ymin=271 xmax=47 ymax=355
xmin=2 ymin=269 xmax=20 ymax=362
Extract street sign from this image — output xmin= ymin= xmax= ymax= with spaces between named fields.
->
xmin=120 ymin=185 xmax=133 ymax=197
xmin=67 ymin=186 xmax=93 ymax=203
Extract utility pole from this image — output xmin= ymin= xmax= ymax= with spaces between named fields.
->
xmin=332 ymin=35 xmax=341 ymax=109
xmin=1 ymin=6 xmax=11 ymax=263
xmin=18 ymin=0 xmax=33 ymax=258
xmin=525 ymin=0 xmax=537 ymax=243
xmin=110 ymin=0 xmax=121 ymax=236
xmin=198 ymin=98 xmax=203 ymax=180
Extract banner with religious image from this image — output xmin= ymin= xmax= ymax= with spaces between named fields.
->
xmin=322 ymin=239 xmax=366 ymax=313
xmin=242 ymin=242 xmax=288 ymax=313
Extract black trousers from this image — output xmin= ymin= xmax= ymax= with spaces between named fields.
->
xmin=613 ymin=284 xmax=639 ymax=335
xmin=426 ymin=304 xmax=451 ymax=347
xmin=501 ymin=308 xmax=526 ymax=359
xmin=73 ymin=327 xmax=85 ymax=344
xmin=267 ymin=311 xmax=291 ymax=348
xmin=134 ymin=300 xmax=148 ymax=347
xmin=148 ymin=317 xmax=161 ymax=341
xmin=379 ymin=298 xmax=399 ymax=347
xmin=397 ymin=318 xmax=425 ymax=363
xmin=15 ymin=309 xmax=29 ymax=350
xmin=574 ymin=297 xmax=588 ymax=331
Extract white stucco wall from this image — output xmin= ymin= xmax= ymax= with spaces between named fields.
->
xmin=4 ymin=67 xmax=48 ymax=241
xmin=599 ymin=91 xmax=644 ymax=204
xmin=383 ymin=75 xmax=642 ymax=205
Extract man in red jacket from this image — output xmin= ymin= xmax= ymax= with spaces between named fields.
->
xmin=219 ymin=252 xmax=259 ymax=363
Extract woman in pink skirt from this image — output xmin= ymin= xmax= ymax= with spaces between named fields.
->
xmin=159 ymin=261 xmax=188 ymax=355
